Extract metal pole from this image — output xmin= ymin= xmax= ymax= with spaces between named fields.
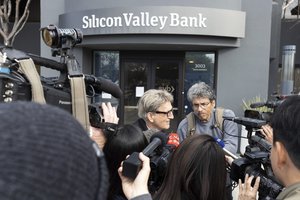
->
xmin=281 ymin=45 xmax=296 ymax=95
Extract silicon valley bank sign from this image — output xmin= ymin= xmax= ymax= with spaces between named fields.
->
xmin=82 ymin=12 xmax=207 ymax=30
xmin=59 ymin=6 xmax=246 ymax=38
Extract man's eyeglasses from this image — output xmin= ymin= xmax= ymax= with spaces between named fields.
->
xmin=193 ymin=102 xmax=211 ymax=109
xmin=155 ymin=109 xmax=174 ymax=117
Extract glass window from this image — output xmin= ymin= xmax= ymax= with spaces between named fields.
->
xmin=93 ymin=51 xmax=120 ymax=105
xmin=123 ymin=60 xmax=149 ymax=124
xmin=184 ymin=52 xmax=216 ymax=114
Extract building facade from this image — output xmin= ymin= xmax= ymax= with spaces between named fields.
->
xmin=38 ymin=0 xmax=281 ymax=133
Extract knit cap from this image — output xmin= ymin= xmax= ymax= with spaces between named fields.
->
xmin=0 ymin=101 xmax=108 ymax=200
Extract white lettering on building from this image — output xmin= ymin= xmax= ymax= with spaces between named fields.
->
xmin=82 ymin=15 xmax=122 ymax=28
xmin=170 ymin=13 xmax=207 ymax=27
xmin=82 ymin=12 xmax=207 ymax=30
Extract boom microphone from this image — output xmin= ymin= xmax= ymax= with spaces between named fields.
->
xmin=28 ymin=54 xmax=123 ymax=99
xmin=250 ymin=100 xmax=283 ymax=109
xmin=250 ymin=102 xmax=267 ymax=109
xmin=85 ymin=75 xmax=123 ymax=98
xmin=223 ymin=116 xmax=267 ymax=128
xmin=122 ymin=132 xmax=167 ymax=179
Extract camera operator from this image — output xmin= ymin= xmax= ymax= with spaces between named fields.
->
xmin=237 ymin=95 xmax=300 ymax=200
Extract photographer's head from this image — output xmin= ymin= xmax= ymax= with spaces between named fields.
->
xmin=270 ymin=95 xmax=300 ymax=187
xmin=154 ymin=134 xmax=227 ymax=200
xmin=137 ymin=89 xmax=174 ymax=130
xmin=0 ymin=101 xmax=108 ymax=200
xmin=187 ymin=82 xmax=216 ymax=122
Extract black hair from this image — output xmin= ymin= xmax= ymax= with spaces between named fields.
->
xmin=271 ymin=95 xmax=300 ymax=169
xmin=103 ymin=124 xmax=148 ymax=200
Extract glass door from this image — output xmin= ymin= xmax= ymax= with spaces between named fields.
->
xmin=152 ymin=60 xmax=180 ymax=132
xmin=122 ymin=57 xmax=182 ymax=132
xmin=122 ymin=59 xmax=151 ymax=125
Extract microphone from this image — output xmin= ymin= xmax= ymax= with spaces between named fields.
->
xmin=122 ymin=132 xmax=167 ymax=179
xmin=150 ymin=133 xmax=179 ymax=172
xmin=142 ymin=132 xmax=168 ymax=156
xmin=85 ymin=75 xmax=123 ymax=98
xmin=250 ymin=102 xmax=266 ymax=108
xmin=214 ymin=136 xmax=225 ymax=148
xmin=163 ymin=133 xmax=180 ymax=154
xmin=214 ymin=137 xmax=239 ymax=159
xmin=167 ymin=133 xmax=180 ymax=148
xmin=223 ymin=116 xmax=267 ymax=128
xmin=250 ymin=100 xmax=283 ymax=109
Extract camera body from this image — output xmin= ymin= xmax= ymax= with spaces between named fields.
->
xmin=148 ymin=144 xmax=175 ymax=192
xmin=0 ymin=25 xmax=120 ymax=128
xmin=230 ymin=145 xmax=283 ymax=199
xmin=229 ymin=107 xmax=284 ymax=199
xmin=122 ymin=134 xmax=175 ymax=193
xmin=0 ymin=63 xmax=73 ymax=113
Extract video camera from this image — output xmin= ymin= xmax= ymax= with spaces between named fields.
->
xmin=0 ymin=24 xmax=122 ymax=128
xmin=122 ymin=132 xmax=177 ymax=193
xmin=244 ymin=96 xmax=289 ymax=123
xmin=148 ymin=139 xmax=176 ymax=193
xmin=224 ymin=116 xmax=283 ymax=199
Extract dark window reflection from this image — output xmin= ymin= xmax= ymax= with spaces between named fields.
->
xmin=184 ymin=52 xmax=215 ymax=114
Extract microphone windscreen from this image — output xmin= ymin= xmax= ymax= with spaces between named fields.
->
xmin=150 ymin=132 xmax=168 ymax=146
xmin=97 ymin=77 xmax=123 ymax=98
xmin=214 ymin=137 xmax=225 ymax=148
xmin=167 ymin=133 xmax=180 ymax=148
xmin=250 ymin=102 xmax=266 ymax=108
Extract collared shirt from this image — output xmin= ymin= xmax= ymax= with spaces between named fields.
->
xmin=177 ymin=108 xmax=238 ymax=154
xmin=276 ymin=182 xmax=300 ymax=200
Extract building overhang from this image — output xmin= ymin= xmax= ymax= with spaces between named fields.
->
xmin=59 ymin=6 xmax=246 ymax=39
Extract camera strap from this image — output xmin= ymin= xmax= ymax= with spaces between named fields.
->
xmin=69 ymin=76 xmax=90 ymax=131
xmin=186 ymin=108 xmax=224 ymax=138
xmin=67 ymin=58 xmax=90 ymax=131
xmin=17 ymin=58 xmax=46 ymax=104
xmin=2 ymin=47 xmax=46 ymax=104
